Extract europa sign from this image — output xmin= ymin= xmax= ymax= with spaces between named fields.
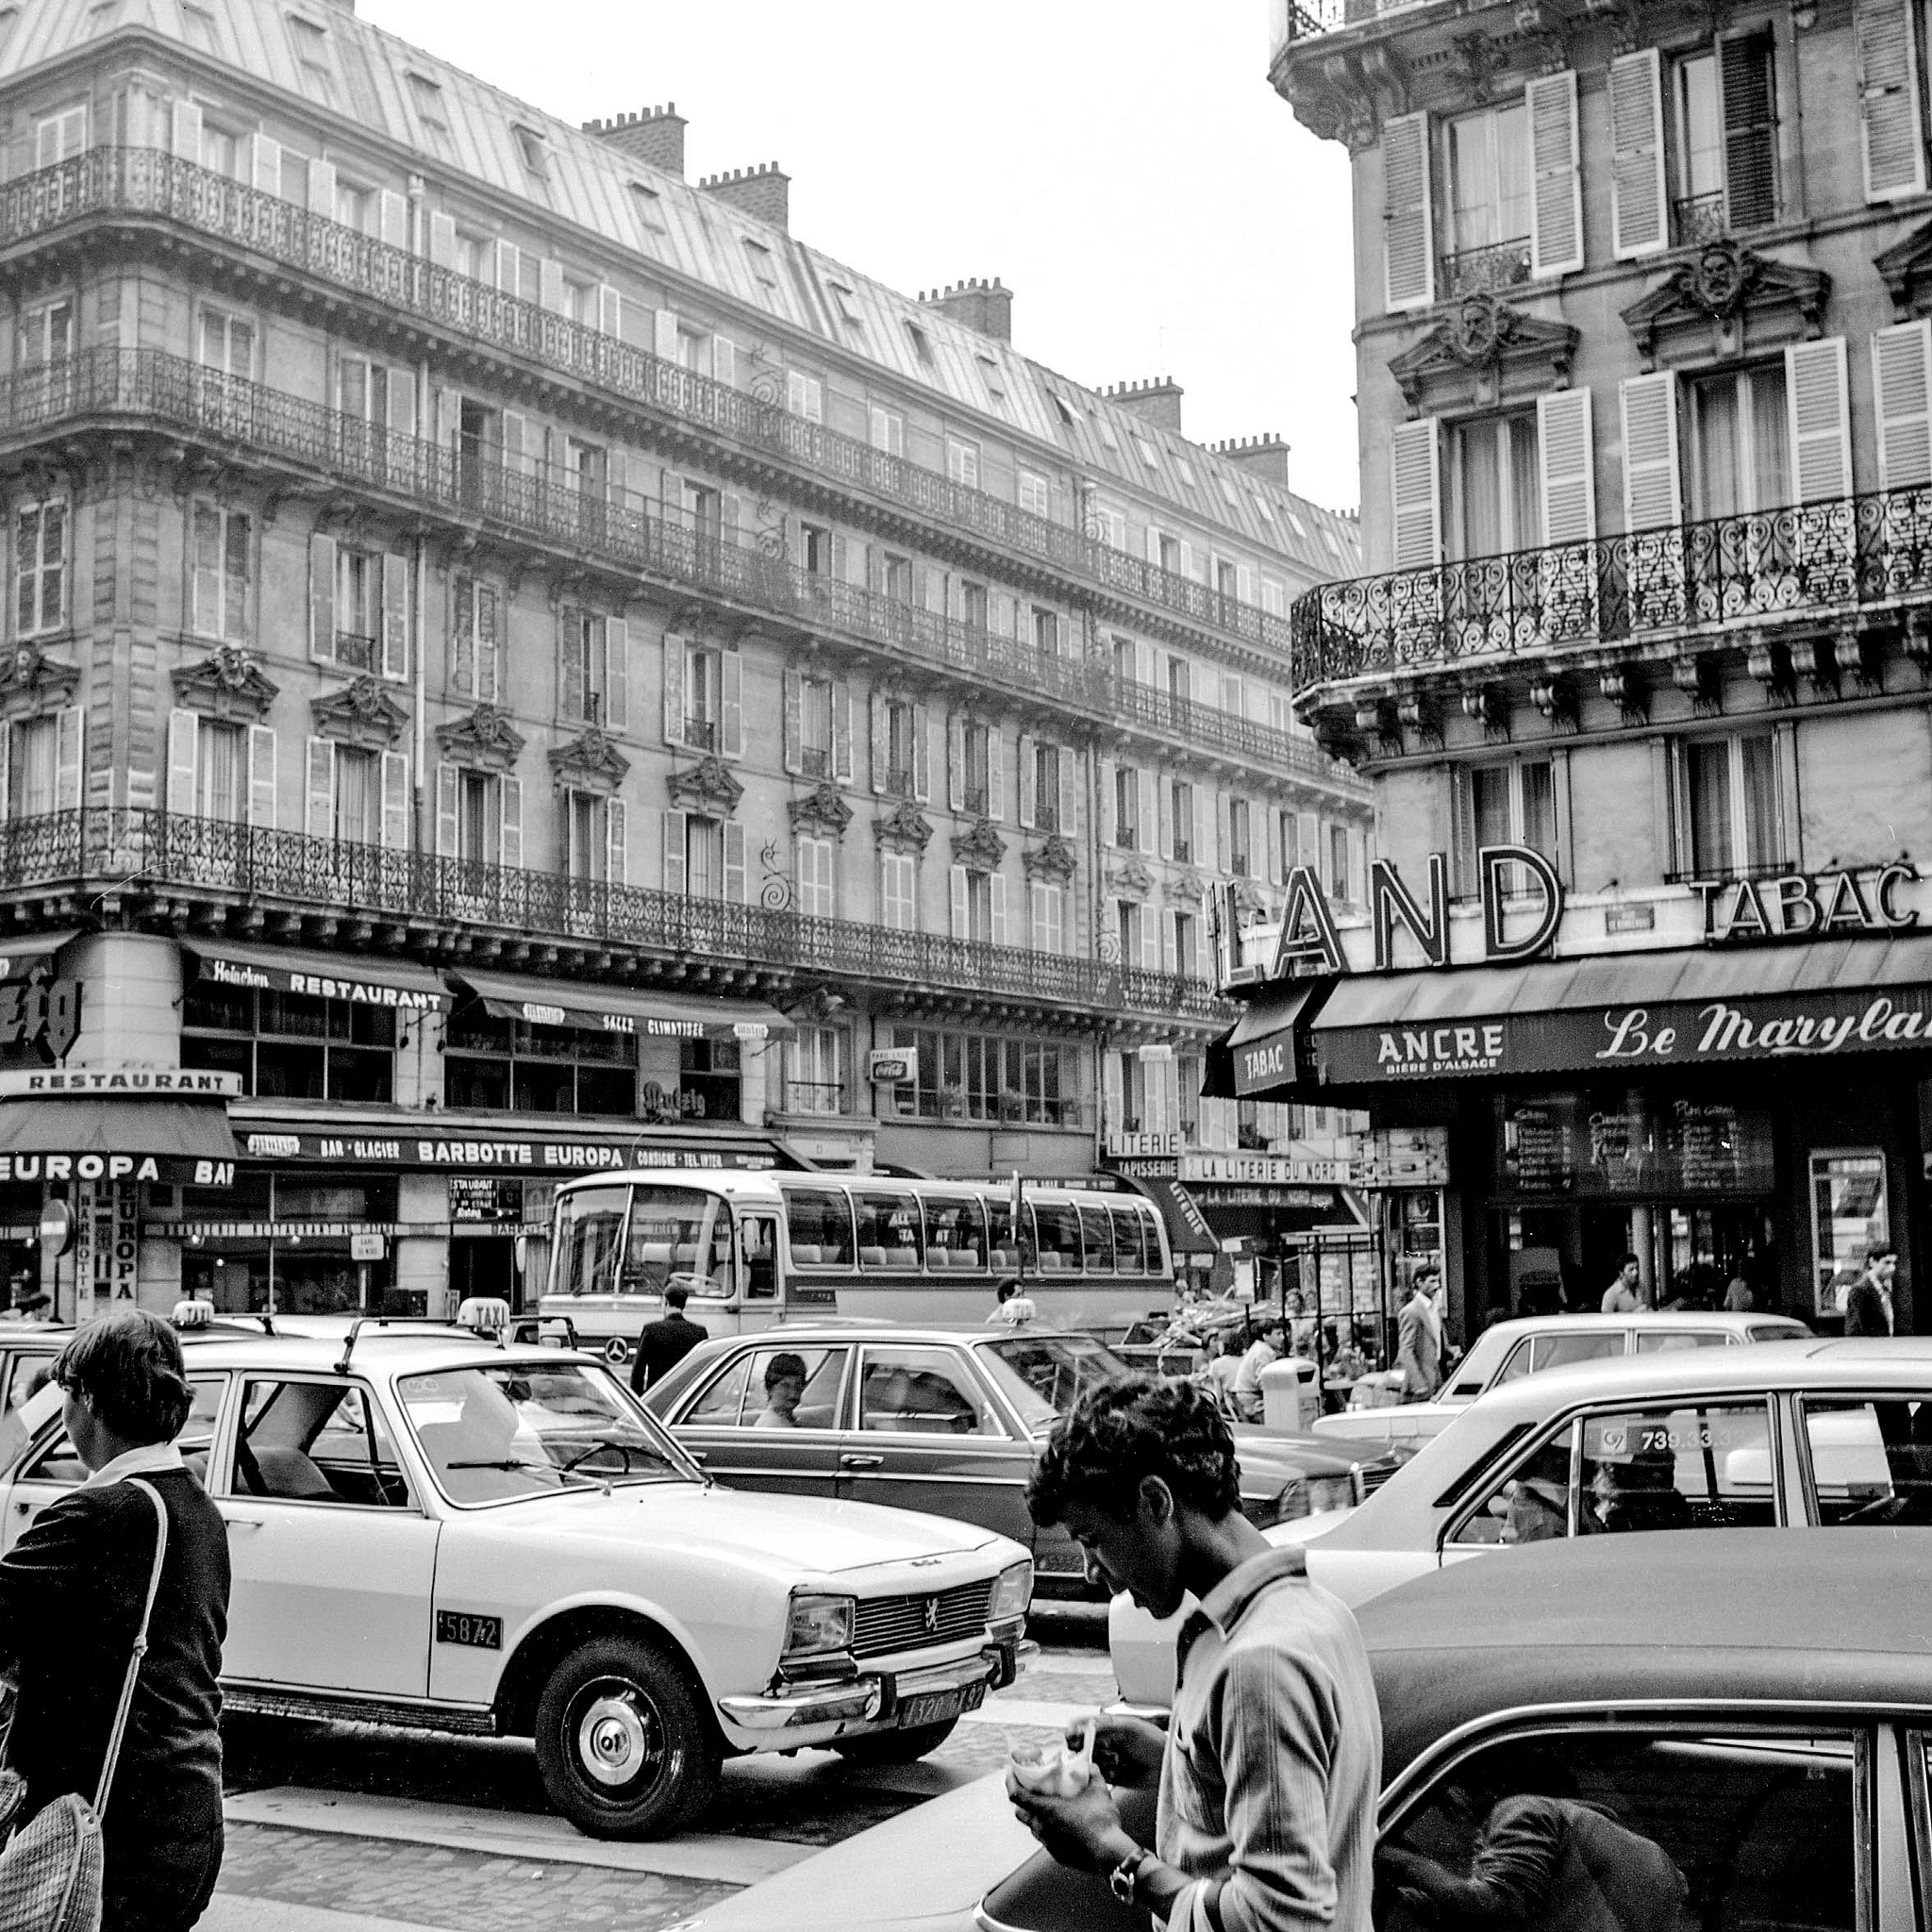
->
xmin=1694 ymin=863 xmax=1919 ymax=944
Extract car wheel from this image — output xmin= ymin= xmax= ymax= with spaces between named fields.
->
xmin=533 ymin=1636 xmax=720 ymax=1839
xmin=604 ymin=1338 xmax=631 ymax=1366
xmin=830 ymin=1718 xmax=958 ymax=1766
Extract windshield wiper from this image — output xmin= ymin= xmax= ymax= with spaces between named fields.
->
xmin=442 ymin=1457 xmax=601 ymax=1486
xmin=558 ymin=1436 xmax=685 ymax=1481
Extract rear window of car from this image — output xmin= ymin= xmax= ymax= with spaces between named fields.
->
xmin=1634 ymin=1330 xmax=1727 ymax=1353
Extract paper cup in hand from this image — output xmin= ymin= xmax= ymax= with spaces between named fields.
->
xmin=1008 ymin=1742 xmax=1064 ymax=1792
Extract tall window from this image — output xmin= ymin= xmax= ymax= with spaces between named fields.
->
xmin=1457 ymin=758 xmax=1557 ymax=894
xmin=1227 ymin=798 xmax=1252 ymax=877
xmin=1451 ymin=414 xmax=1541 ymax=558
xmin=946 ymin=438 xmax=980 ymax=489
xmin=1032 ymin=608 xmax=1060 ymax=656
xmin=14 ymin=502 xmax=66 ymax=637
xmin=1690 ymin=365 xmax=1789 ymax=519
xmin=333 ymin=746 xmax=380 ymax=845
xmin=798 ymin=675 xmax=835 ymax=777
xmin=959 ymin=580 xmax=990 ymax=631
xmin=868 ymin=405 xmax=905 ymax=457
xmin=458 ymin=769 xmax=504 ymax=864
xmin=198 ymin=308 xmax=254 ymax=379
xmin=192 ymin=722 xmax=246 ymax=822
xmin=191 ymin=505 xmax=251 ymax=641
xmin=1679 ymin=733 xmax=1782 ymax=874
xmin=1029 ymin=881 xmax=1065 ymax=954
xmin=5 ymin=716 xmax=59 ymax=818
xmin=19 ymin=297 xmax=74 ymax=379
xmin=1328 ymin=824 xmax=1354 ymax=902
xmin=334 ymin=548 xmax=382 ymax=670
xmin=880 ymin=852 xmax=918 ymax=930
xmin=1018 ymin=471 xmax=1050 ymax=518
xmin=450 ymin=575 xmax=502 ymax=703
xmin=963 ymin=869 xmax=996 ymax=943
xmin=881 ymin=697 xmax=918 ymax=798
xmin=787 ymin=1025 xmax=846 ymax=1116
xmin=1446 ymin=101 xmax=1530 ymax=258
xmin=799 ymin=522 xmax=832 ymax=576
xmin=796 ymin=834 xmax=834 ymax=918
xmin=1675 ymin=38 xmax=1776 ymax=236
xmin=684 ymin=814 xmax=725 ymax=900
xmin=35 ymin=108 xmax=86 ymax=168
xmin=1169 ymin=778 xmax=1194 ymax=863
xmin=787 ymin=372 xmax=824 ymax=424
xmin=1115 ymin=900 xmax=1142 ymax=968
xmin=1031 ymin=742 xmax=1062 ymax=833
xmin=962 ymin=719 xmax=994 ymax=817
xmin=1114 ymin=765 xmax=1141 ymax=849
xmin=1171 ymin=909 xmax=1197 ymax=978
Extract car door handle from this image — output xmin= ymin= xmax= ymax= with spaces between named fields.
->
xmin=224 ymin=1514 xmax=264 ymax=1531
xmin=840 ymin=1454 xmax=885 ymax=1469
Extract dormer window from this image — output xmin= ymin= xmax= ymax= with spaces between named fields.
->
xmin=512 ymin=125 xmax=552 ymax=188
xmin=905 ymin=321 xmax=935 ymax=368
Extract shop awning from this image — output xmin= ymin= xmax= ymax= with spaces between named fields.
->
xmin=1303 ymin=932 xmax=1932 ymax=1089
xmin=186 ymin=941 xmax=449 ymax=1014
xmin=450 ymin=971 xmax=795 ymax=1043
xmin=0 ymin=932 xmax=77 ymax=982
xmin=1204 ymin=981 xmax=1327 ymax=1098
xmin=0 ymin=1097 xmax=241 ymax=1185
xmin=1126 ymin=1176 xmax=1218 ymax=1258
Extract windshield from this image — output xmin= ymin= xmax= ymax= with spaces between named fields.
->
xmin=552 ymin=1185 xmax=627 ymax=1296
xmin=620 ymin=1187 xmax=733 ymax=1298
xmin=397 ymin=1360 xmax=697 ymax=1505
xmin=979 ymin=1333 xmax=1129 ymax=1435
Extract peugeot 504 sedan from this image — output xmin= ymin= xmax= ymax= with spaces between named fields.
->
xmin=0 ymin=1325 xmax=1032 ymax=1839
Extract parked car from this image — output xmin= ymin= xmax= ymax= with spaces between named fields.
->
xmin=1309 ymin=1307 xmax=1811 ymax=1457
xmin=641 ymin=1324 xmax=1397 ymax=1594
xmin=0 ymin=1325 xmax=1033 ymax=1839
xmin=675 ymin=1529 xmax=1930 ymax=1930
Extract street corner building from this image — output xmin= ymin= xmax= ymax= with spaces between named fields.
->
xmin=1219 ymin=0 xmax=1932 ymax=1339
xmin=0 ymin=0 xmax=1370 ymax=1321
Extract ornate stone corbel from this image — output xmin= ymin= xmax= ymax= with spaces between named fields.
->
xmin=1529 ymin=672 xmax=1578 ymax=733
xmin=1460 ymin=683 xmax=1508 ymax=741
xmin=1833 ymin=627 xmax=1878 ymax=695
xmin=1396 ymin=691 xmax=1441 ymax=751
xmin=1744 ymin=636 xmax=1794 ymax=707
xmin=1598 ymin=664 xmax=1649 ymax=726
xmin=1673 ymin=654 xmax=1722 ymax=717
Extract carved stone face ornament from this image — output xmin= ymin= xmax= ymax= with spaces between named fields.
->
xmin=1688 ymin=239 xmax=1759 ymax=320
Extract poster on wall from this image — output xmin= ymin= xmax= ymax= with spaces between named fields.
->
xmin=1809 ymin=1150 xmax=1888 ymax=1317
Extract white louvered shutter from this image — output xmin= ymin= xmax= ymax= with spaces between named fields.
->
xmin=598 ymin=285 xmax=623 ymax=339
xmin=378 ymin=190 xmax=408 ymax=250
xmin=949 ymin=864 xmax=969 ymax=940
xmin=380 ymin=552 xmax=409 ymax=680
xmin=608 ymin=799 xmax=629 ymax=888
xmin=1139 ymin=770 xmax=1156 ymax=856
xmin=949 ymin=717 xmax=966 ymax=813
xmin=493 ymin=240 xmax=520 ymax=295
xmin=1874 ymin=321 xmax=1932 ymax=491
xmin=539 ymin=259 xmax=565 ymax=313
xmin=1528 ymin=72 xmax=1583 ymax=278
xmin=1609 ymin=50 xmax=1669 ymax=258
xmin=167 ymin=710 xmax=197 ymax=816
xmin=308 ymin=532 xmax=336 ymax=662
xmin=1098 ymin=755 xmax=1115 ymax=845
xmin=989 ymin=874 xmax=1008 ymax=946
xmin=719 ymin=646 xmax=741 ymax=756
xmin=870 ymin=691 xmax=888 ymax=794
xmin=379 ymin=752 xmax=409 ymax=851
xmin=476 ymin=585 xmax=499 ymax=704
xmin=1382 ymin=111 xmax=1434 ymax=312
xmin=654 ymin=309 xmax=679 ymax=362
xmin=308 ymin=156 xmax=337 ymax=218
xmin=248 ymin=725 xmax=276 ymax=829
xmin=171 ymin=99 xmax=203 ymax=159
xmin=1539 ymin=389 xmax=1596 ymax=542
xmin=1787 ymin=338 xmax=1852 ymax=503
xmin=713 ymin=338 xmax=735 ymax=387
xmin=1390 ymin=418 xmax=1441 ymax=571
xmin=661 ymin=810 xmax=687 ymax=893
xmin=986 ymin=727 xmax=1004 ymax=822
xmin=783 ymin=670 xmax=804 ymax=774
xmin=660 ymin=635 xmax=684 ymax=746
xmin=1857 ymin=0 xmax=1927 ymax=201
xmin=1058 ymin=751 xmax=1077 ymax=841
xmin=722 ymin=820 xmax=743 ymax=902
xmin=499 ymin=775 xmax=523 ymax=871
xmin=435 ymin=762 xmax=459 ymax=858
xmin=1017 ymin=736 xmax=1036 ymax=827
xmin=249 ymin=133 xmax=281 ymax=196
xmin=833 ymin=680 xmax=853 ymax=782
xmin=605 ymin=618 xmax=630 ymax=734
xmin=1141 ymin=906 xmax=1159 ymax=972
xmin=1620 ymin=373 xmax=1682 ymax=530
xmin=305 ymin=738 xmax=335 ymax=839
xmin=429 ymin=211 xmax=457 ymax=268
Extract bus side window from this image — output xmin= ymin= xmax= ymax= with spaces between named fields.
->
xmin=741 ymin=1215 xmax=777 ymax=1300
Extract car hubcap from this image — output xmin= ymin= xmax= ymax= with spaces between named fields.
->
xmin=574 ymin=1684 xmax=661 ymax=1790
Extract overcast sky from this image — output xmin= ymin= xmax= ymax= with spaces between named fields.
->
xmin=361 ymin=0 xmax=1362 ymax=514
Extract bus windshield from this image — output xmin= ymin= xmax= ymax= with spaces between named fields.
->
xmin=978 ymin=1332 xmax=1130 ymax=1436
xmin=619 ymin=1187 xmax=733 ymax=1298
xmin=553 ymin=1185 xmax=626 ymax=1297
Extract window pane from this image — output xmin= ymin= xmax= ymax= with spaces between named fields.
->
xmin=1694 ymin=375 xmax=1741 ymax=521
xmin=1519 ymin=759 xmax=1556 ymax=859
xmin=1738 ymin=734 xmax=1780 ymax=868
xmin=1680 ymin=54 xmax=1724 ymax=198
xmin=1507 ymin=414 xmax=1541 ymax=550
xmin=1493 ymin=101 xmax=1530 ymax=240
xmin=1688 ymin=741 xmax=1733 ymax=874
xmin=783 ymin=1186 xmax=854 ymax=1268
xmin=1579 ymin=1404 xmax=1777 ymax=1530
xmin=1471 ymin=766 xmax=1512 ymax=852
xmin=1457 ymin=420 xmax=1504 ymax=559
xmin=858 ymin=1348 xmax=995 ymax=1437
xmin=718 ymin=1346 xmax=846 ymax=1430
xmin=1801 ymin=1396 xmax=1932 ymax=1525
xmin=1748 ymin=365 xmax=1790 ymax=510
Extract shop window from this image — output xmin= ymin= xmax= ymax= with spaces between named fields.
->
xmin=181 ymin=982 xmax=394 ymax=1102
xmin=675 ymin=1037 xmax=739 ymax=1122
xmin=443 ymin=1006 xmax=636 ymax=1116
xmin=1808 ymin=1150 xmax=1888 ymax=1320
xmin=785 ymin=1024 xmax=846 ymax=1116
xmin=888 ymin=1026 xmax=1081 ymax=1127
xmin=1455 ymin=758 xmax=1557 ymax=895
xmin=1673 ymin=732 xmax=1782 ymax=875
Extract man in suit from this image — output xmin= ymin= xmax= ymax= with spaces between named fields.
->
xmin=1396 ymin=1268 xmax=1447 ymax=1403
xmin=0 ymin=1310 xmax=230 ymax=1932
xmin=1844 ymin=1244 xmax=1899 ymax=1336
xmin=630 ymin=1284 xmax=708 ymax=1393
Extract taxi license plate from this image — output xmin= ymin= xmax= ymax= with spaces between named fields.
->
xmin=900 ymin=1680 xmax=985 ymax=1730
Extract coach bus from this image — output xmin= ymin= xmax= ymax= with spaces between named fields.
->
xmin=541 ymin=1167 xmax=1176 ymax=1360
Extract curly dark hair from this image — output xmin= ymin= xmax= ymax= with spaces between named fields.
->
xmin=1025 ymin=1375 xmax=1241 ymax=1527
xmin=55 ymin=1310 xmax=193 ymax=1446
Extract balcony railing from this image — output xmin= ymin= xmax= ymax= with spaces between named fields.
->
xmin=1291 ymin=490 xmax=1932 ymax=687
xmin=1441 ymin=238 xmax=1532 ymax=299
xmin=1674 ymin=192 xmax=1728 ymax=245
xmin=1271 ymin=0 xmax=1439 ymax=46
xmin=780 ymin=1081 xmax=846 ymax=1116
xmin=1 ymin=808 xmax=1228 ymax=1022
xmin=0 ymin=147 xmax=1320 ymax=659
xmin=0 ymin=347 xmax=1349 ymax=788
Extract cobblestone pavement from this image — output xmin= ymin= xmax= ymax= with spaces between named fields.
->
xmin=212 ymin=1618 xmax=1109 ymax=1932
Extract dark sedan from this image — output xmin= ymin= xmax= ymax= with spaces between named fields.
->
xmin=641 ymin=1324 xmax=1393 ymax=1596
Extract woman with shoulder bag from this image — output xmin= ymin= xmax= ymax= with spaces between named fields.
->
xmin=0 ymin=1311 xmax=230 ymax=1932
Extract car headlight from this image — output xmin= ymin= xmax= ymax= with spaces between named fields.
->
xmin=989 ymin=1559 xmax=1032 ymax=1624
xmin=782 ymin=1592 xmax=855 ymax=1659
xmin=1249 ymin=1478 xmax=1309 ymax=1528
xmin=1307 ymin=1474 xmax=1357 ymax=1516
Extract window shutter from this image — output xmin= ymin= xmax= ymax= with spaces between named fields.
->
xmin=307 ymin=155 xmax=336 ymax=218
xmin=832 ymin=679 xmax=852 ymax=782
xmin=1874 ymin=321 xmax=1932 ymax=491
xmin=538 ymin=258 xmax=565 ymax=312
xmin=1139 ymin=769 xmax=1156 ymax=857
xmin=912 ymin=702 xmax=930 ymax=802
xmin=1858 ymin=0 xmax=1928 ymax=200
xmin=493 ymin=240 xmax=520 ymax=294
xmin=661 ymin=808 xmax=687 ymax=893
xmin=558 ymin=612 xmax=584 ymax=725
xmin=1195 ymin=789 xmax=1214 ymax=874
xmin=1029 ymin=882 xmax=1045 ymax=952
xmin=250 ymin=132 xmax=281 ymax=195
xmin=502 ymin=409 xmax=528 ymax=477
xmin=1017 ymin=735 xmax=1036 ymax=827
xmin=1265 ymin=804 xmax=1283 ymax=885
xmin=1787 ymin=338 xmax=1852 ymax=502
xmin=949 ymin=863 xmax=968 ymax=940
xmin=305 ymin=737 xmax=335 ymax=839
xmin=783 ymin=668 xmax=804 ymax=774
xmin=429 ymin=210 xmax=457 ymax=268
xmin=654 ymin=308 xmax=680 ymax=362
xmin=378 ymin=189 xmax=408 ymax=250
xmin=1382 ymin=110 xmax=1435 ymax=312
xmin=499 ymin=774 xmax=523 ymax=871
xmin=1058 ymin=751 xmax=1077 ymax=842
xmin=869 ymin=689 xmax=888 ymax=794
xmin=719 ymin=645 xmax=741 ymax=757
xmin=598 ymin=284 xmax=622 ymax=338
xmin=1161 ymin=908 xmax=1177 ymax=974
xmin=1158 ymin=781 xmax=1173 ymax=860
xmin=1103 ymin=1051 xmax=1124 ymax=1134
xmin=0 ymin=724 xmax=9 ymax=825
xmin=1538 ymin=388 xmax=1596 ymax=542
xmin=659 ymin=634 xmax=683 ymax=745
xmin=607 ymin=797 xmax=629 ymax=888
xmin=476 ymin=584 xmax=499 ymax=704
xmin=1620 ymin=372 xmax=1682 ymax=529
xmin=1237 ymin=563 xmax=1255 ymax=607
xmin=379 ymin=751 xmax=409 ymax=850
xmin=989 ymin=873 xmax=1008 ymax=946
xmin=381 ymin=551 xmax=409 ymax=680
xmin=247 ymin=724 xmax=276 ymax=829
xmin=167 ymin=708 xmax=198 ymax=816
xmin=451 ymin=575 xmax=475 ymax=696
xmin=308 ymin=531 xmax=336 ymax=662
xmin=1609 ymin=49 xmax=1668 ymax=258
xmin=1098 ymin=755 xmax=1116 ymax=844
xmin=1453 ymin=769 xmax=1479 ymax=893
xmin=722 ymin=819 xmax=744 ymax=903
xmin=53 ymin=707 xmax=81 ymax=811
xmin=435 ymin=761 xmax=458 ymax=858
xmin=713 ymin=337 xmax=735 ymax=387
xmin=1391 ymin=417 xmax=1441 ymax=570
xmin=986 ymin=726 xmax=1004 ymax=822
xmin=606 ymin=618 xmax=630 ymax=733
xmin=1216 ymin=791 xmax=1231 ymax=874
xmin=1527 ymin=71 xmax=1583 ymax=278
xmin=171 ymin=98 xmax=203 ymax=159
xmin=1721 ymin=37 xmax=1778 ymax=229
xmin=948 ymin=714 xmax=965 ymax=812
xmin=1142 ymin=907 xmax=1160 ymax=973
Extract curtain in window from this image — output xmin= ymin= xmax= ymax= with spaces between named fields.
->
xmin=1688 ymin=741 xmax=1733 ymax=873
xmin=1696 ymin=378 xmax=1741 ymax=521
xmin=1739 ymin=735 xmax=1779 ymax=865
xmin=1748 ymin=368 xmax=1790 ymax=509
xmin=1521 ymin=760 xmax=1557 ymax=858
xmin=198 ymin=722 xmax=242 ymax=821
xmin=336 ymin=748 xmax=375 ymax=845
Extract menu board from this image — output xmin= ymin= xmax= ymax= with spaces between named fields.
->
xmin=1499 ymin=1093 xmax=1774 ymax=1198
xmin=1585 ymin=1102 xmax=1649 ymax=1193
xmin=450 ymin=1176 xmax=525 ymax=1224
xmin=1501 ymin=1097 xmax=1579 ymax=1194
xmin=1349 ymin=1247 xmax=1380 ymax=1314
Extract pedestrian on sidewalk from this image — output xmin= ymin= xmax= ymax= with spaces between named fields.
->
xmin=1601 ymin=1254 xmax=1645 ymax=1314
xmin=1008 ymin=1375 xmax=1382 ymax=1929
xmin=1231 ymin=1316 xmax=1286 ymax=1423
xmin=1844 ymin=1244 xmax=1898 ymax=1335
xmin=1396 ymin=1268 xmax=1446 ymax=1403
xmin=0 ymin=1309 xmax=230 ymax=1932
xmin=629 ymin=1285 xmax=707 ymax=1394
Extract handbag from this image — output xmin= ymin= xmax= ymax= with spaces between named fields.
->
xmin=0 ymin=1477 xmax=170 ymax=1932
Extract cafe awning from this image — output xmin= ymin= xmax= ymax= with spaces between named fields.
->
xmin=1302 ymin=932 xmax=1932 ymax=1089
xmin=0 ymin=932 xmax=78 ymax=982
xmin=186 ymin=940 xmax=450 ymax=1013
xmin=450 ymin=971 xmax=795 ymax=1043
xmin=1203 ymin=980 xmax=1327 ymax=1098
xmin=0 ymin=1096 xmax=242 ymax=1185
xmin=1125 ymin=1176 xmax=1219 ymax=1259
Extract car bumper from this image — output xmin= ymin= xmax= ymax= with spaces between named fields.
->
xmin=719 ymin=1627 xmax=1025 ymax=1738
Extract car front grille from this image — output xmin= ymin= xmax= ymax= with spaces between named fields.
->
xmin=852 ymin=1581 xmax=993 ymax=1657
xmin=1357 ymin=1460 xmax=1397 ymax=1496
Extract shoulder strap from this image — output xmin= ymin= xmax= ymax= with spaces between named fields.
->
xmin=92 ymin=1477 xmax=169 ymax=1819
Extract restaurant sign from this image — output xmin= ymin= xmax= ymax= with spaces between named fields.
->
xmin=1694 ymin=863 xmax=1918 ymax=944
xmin=240 ymin=1131 xmax=781 ymax=1171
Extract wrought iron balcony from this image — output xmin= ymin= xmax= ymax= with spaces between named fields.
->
xmin=0 ymin=346 xmax=1345 ymax=789
xmin=0 ymin=808 xmax=1226 ymax=1023
xmin=1290 ymin=491 xmax=1932 ymax=690
xmin=1441 ymin=238 xmax=1532 ymax=300
xmin=0 ymin=148 xmax=1316 ymax=663
xmin=1674 ymin=192 xmax=1729 ymax=245
xmin=1270 ymin=0 xmax=1440 ymax=47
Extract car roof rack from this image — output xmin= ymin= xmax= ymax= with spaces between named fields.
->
xmin=333 ymin=1313 xmax=485 ymax=1374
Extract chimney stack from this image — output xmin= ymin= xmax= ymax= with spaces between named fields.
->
xmin=582 ymin=104 xmax=687 ymax=180
xmin=696 ymin=162 xmax=790 ymax=232
xmin=1104 ymin=378 xmax=1184 ymax=435
xmin=916 ymin=278 xmax=1012 ymax=344
xmin=1210 ymin=433 xmax=1291 ymax=488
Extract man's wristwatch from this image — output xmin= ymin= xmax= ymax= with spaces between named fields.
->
xmin=1108 ymin=1847 xmax=1150 ymax=1907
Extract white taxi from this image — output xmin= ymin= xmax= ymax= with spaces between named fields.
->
xmin=1 ymin=1324 xmax=1032 ymax=1839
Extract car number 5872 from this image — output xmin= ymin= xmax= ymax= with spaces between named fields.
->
xmin=436 ymin=1609 xmax=503 ymax=1650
